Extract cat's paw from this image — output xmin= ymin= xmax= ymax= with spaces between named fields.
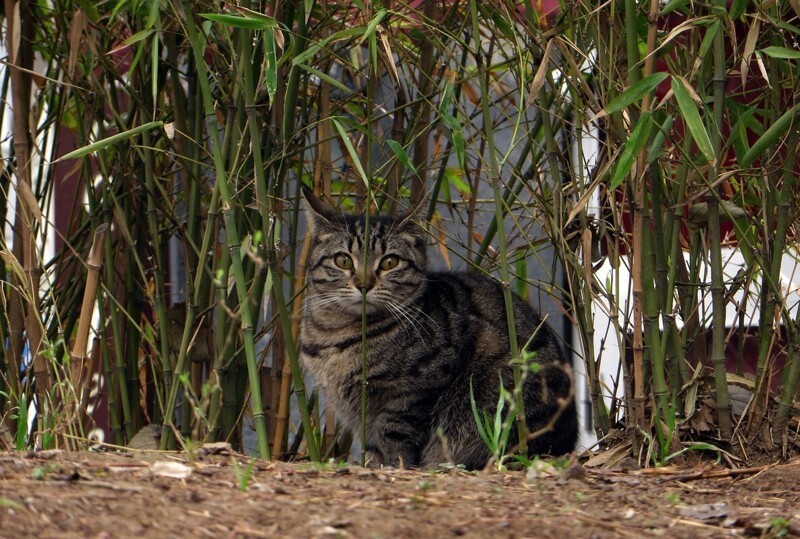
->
xmin=363 ymin=449 xmax=385 ymax=468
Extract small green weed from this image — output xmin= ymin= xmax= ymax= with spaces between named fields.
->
xmin=769 ymin=517 xmax=791 ymax=538
xmin=470 ymin=374 xmax=516 ymax=469
xmin=0 ymin=497 xmax=23 ymax=510
xmin=31 ymin=463 xmax=59 ymax=480
xmin=231 ymin=457 xmax=257 ymax=492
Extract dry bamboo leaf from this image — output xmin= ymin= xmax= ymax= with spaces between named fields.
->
xmin=16 ymin=179 xmax=43 ymax=227
xmin=673 ymin=75 xmax=703 ymax=104
xmin=379 ymin=30 xmax=399 ymax=83
xmin=726 ymin=372 xmax=756 ymax=388
xmin=741 ymin=16 xmax=760 ymax=87
xmin=755 ymin=53 xmax=770 ymax=86
xmin=6 ymin=2 xmax=19 ymax=65
xmin=565 ymin=175 xmax=602 ymax=224
xmin=690 ymin=403 xmax=714 ymax=432
xmin=790 ymin=0 xmax=800 ymax=18
xmin=583 ymin=442 xmax=633 ymax=468
xmin=200 ymin=441 xmax=234 ymax=455
xmin=150 ymin=461 xmax=192 ymax=479
xmin=678 ymin=502 xmax=731 ymax=521
xmin=432 ymin=214 xmax=451 ymax=270
xmin=728 ymin=384 xmax=752 ymax=417
xmin=525 ymin=459 xmax=559 ymax=480
xmin=527 ymin=39 xmax=553 ymax=107
xmin=112 ymin=204 xmax=135 ymax=247
xmin=68 ymin=10 xmax=86 ymax=79
xmin=127 ymin=425 xmax=160 ymax=450
xmin=0 ymin=249 xmax=25 ymax=285
xmin=460 ymin=80 xmax=480 ymax=106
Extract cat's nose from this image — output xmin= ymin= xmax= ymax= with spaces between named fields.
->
xmin=355 ymin=274 xmax=375 ymax=291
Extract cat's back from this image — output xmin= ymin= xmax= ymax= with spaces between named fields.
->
xmin=420 ymin=271 xmax=566 ymax=365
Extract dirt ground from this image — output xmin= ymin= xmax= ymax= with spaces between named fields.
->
xmin=0 ymin=448 xmax=798 ymax=539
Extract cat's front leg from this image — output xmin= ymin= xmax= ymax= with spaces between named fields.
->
xmin=364 ymin=429 xmax=422 ymax=468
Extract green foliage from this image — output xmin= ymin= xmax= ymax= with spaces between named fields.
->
xmin=469 ymin=375 xmax=516 ymax=469
xmin=12 ymin=393 xmax=28 ymax=451
xmin=769 ymin=517 xmax=791 ymax=538
xmin=1 ymin=0 xmax=798 ymax=468
xmin=231 ymin=457 xmax=257 ymax=492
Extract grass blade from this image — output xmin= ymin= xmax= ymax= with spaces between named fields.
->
xmin=54 ymin=121 xmax=164 ymax=162
xmin=671 ymin=76 xmax=716 ymax=165
xmin=598 ymin=72 xmax=669 ymax=118
xmin=610 ymin=112 xmax=653 ymax=189
xmin=741 ymin=103 xmax=800 ymax=167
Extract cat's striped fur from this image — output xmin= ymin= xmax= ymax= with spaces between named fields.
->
xmin=299 ymin=188 xmax=577 ymax=469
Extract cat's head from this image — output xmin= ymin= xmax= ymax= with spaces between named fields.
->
xmin=301 ymin=187 xmax=427 ymax=319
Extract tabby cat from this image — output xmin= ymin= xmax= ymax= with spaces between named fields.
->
xmin=299 ymin=188 xmax=577 ymax=469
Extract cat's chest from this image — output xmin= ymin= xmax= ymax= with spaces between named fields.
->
xmin=299 ymin=335 xmax=372 ymax=424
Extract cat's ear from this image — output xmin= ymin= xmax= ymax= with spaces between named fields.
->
xmin=396 ymin=191 xmax=430 ymax=238
xmin=301 ymin=186 xmax=343 ymax=234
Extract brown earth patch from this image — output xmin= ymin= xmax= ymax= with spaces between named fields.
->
xmin=0 ymin=450 xmax=798 ymax=538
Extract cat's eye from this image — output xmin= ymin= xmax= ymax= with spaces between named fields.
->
xmin=333 ymin=253 xmax=353 ymax=270
xmin=379 ymin=256 xmax=400 ymax=271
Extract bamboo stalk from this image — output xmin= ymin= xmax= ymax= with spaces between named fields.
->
xmin=469 ymin=0 xmax=527 ymax=455
xmin=6 ymin=0 xmax=48 ymax=401
xmin=272 ymin=230 xmax=311 ymax=458
xmin=68 ymin=224 xmax=107 ymax=448
xmin=707 ymin=0 xmax=732 ymax=440
xmin=179 ymin=1 xmax=271 ymax=458
xmin=409 ymin=0 xmax=438 ymax=206
xmin=767 ymin=129 xmax=799 ymax=442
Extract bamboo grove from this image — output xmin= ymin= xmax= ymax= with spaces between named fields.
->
xmin=0 ymin=0 xmax=798 ymax=465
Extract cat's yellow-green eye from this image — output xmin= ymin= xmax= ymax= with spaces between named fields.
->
xmin=379 ymin=255 xmax=399 ymax=271
xmin=333 ymin=253 xmax=353 ymax=270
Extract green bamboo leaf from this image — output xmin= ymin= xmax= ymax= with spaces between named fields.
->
xmin=263 ymin=23 xmax=278 ymax=104
xmin=441 ymin=113 xmax=465 ymax=170
xmin=697 ymin=20 xmax=719 ymax=60
xmin=730 ymin=107 xmax=759 ymax=163
xmin=331 ymin=118 xmax=369 ymax=188
xmin=661 ymin=0 xmax=688 ymax=15
xmin=200 ymin=13 xmax=276 ymax=30
xmin=369 ymin=32 xmax=378 ymax=74
xmin=646 ymin=115 xmax=674 ymax=164
xmin=295 ymin=63 xmax=352 ymax=94
xmin=358 ymin=8 xmax=387 ymax=46
xmin=600 ymin=72 xmax=669 ymax=117
xmin=15 ymin=394 xmax=27 ymax=450
xmin=304 ymin=0 xmax=313 ymax=23
xmin=610 ymin=112 xmax=653 ymax=189
xmin=776 ymin=21 xmax=800 ymax=37
xmin=741 ymin=103 xmax=800 ymax=167
xmin=759 ymin=46 xmax=800 ymax=59
xmin=54 ymin=121 xmax=164 ymax=162
xmin=386 ymin=140 xmax=417 ymax=175
xmin=146 ymin=0 xmax=160 ymax=28
xmin=151 ymin=34 xmax=159 ymax=103
xmin=729 ymin=0 xmax=748 ymax=19
xmin=291 ymin=27 xmax=366 ymax=67
xmin=447 ymin=170 xmax=470 ymax=195
xmin=438 ymin=77 xmax=455 ymax=117
xmin=671 ymin=76 xmax=716 ymax=165
xmin=114 ymin=28 xmax=155 ymax=51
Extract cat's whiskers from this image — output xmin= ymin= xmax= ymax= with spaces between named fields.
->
xmin=396 ymin=301 xmax=439 ymax=330
xmin=304 ymin=292 xmax=352 ymax=315
xmin=382 ymin=299 xmax=431 ymax=341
